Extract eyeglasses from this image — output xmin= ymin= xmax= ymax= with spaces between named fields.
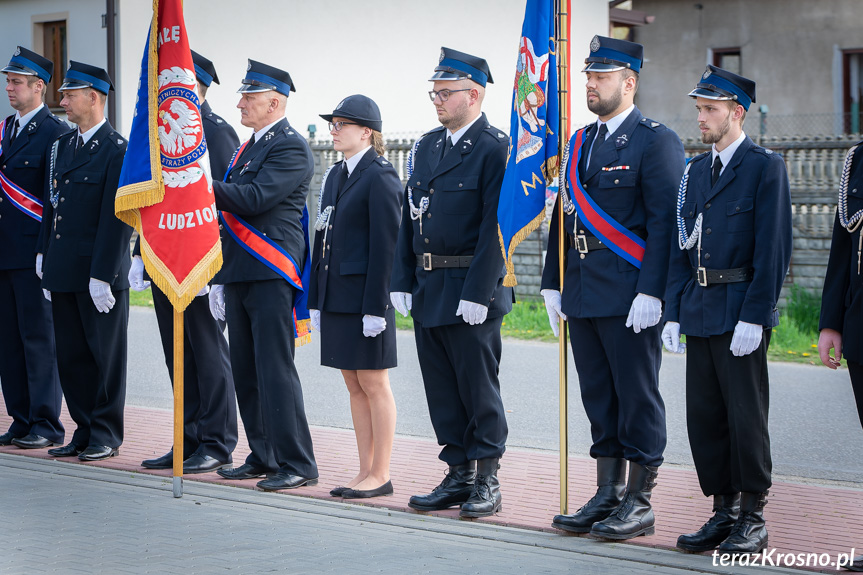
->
xmin=428 ymin=88 xmax=471 ymax=102
xmin=328 ymin=121 xmax=359 ymax=132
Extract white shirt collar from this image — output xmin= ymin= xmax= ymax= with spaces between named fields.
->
xmin=14 ymin=103 xmax=45 ymax=135
xmin=253 ymin=118 xmax=283 ymax=144
xmin=78 ymin=118 xmax=106 ymax=145
xmin=596 ymin=104 xmax=635 ymax=139
xmin=344 ymin=145 xmax=372 ymax=176
xmin=446 ymin=113 xmax=482 ymax=147
xmin=712 ymin=131 xmax=746 ymax=173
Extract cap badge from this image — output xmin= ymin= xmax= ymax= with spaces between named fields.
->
xmin=590 ymin=36 xmax=600 ymax=53
xmin=702 ymin=69 xmax=711 ymax=80
xmin=14 ymin=47 xmax=20 ymax=57
xmin=439 ymin=49 xmax=445 ymax=63
xmin=247 ymin=62 xmax=252 ymax=72
xmin=336 ymin=98 xmax=345 ymax=110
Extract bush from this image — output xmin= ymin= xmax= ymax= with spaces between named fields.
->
xmin=783 ymin=284 xmax=821 ymax=336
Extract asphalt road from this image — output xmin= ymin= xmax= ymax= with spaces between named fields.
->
xmin=127 ymin=307 xmax=863 ymax=485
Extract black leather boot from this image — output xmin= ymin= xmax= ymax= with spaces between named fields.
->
xmin=408 ymin=462 xmax=475 ymax=511
xmin=718 ymin=491 xmax=768 ymax=554
xmin=590 ymin=462 xmax=658 ymax=540
xmin=677 ymin=494 xmax=740 ymax=552
xmin=460 ymin=458 xmax=501 ymax=518
xmin=552 ymin=457 xmax=626 ymax=533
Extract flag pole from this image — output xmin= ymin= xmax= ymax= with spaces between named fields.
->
xmin=556 ymin=0 xmax=571 ymax=516
xmin=172 ymin=308 xmax=184 ymax=498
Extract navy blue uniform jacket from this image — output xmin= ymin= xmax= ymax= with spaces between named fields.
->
xmin=213 ymin=119 xmax=314 ymax=284
xmin=201 ymin=100 xmax=240 ymax=184
xmin=308 ymin=148 xmax=402 ymax=317
xmin=820 ymin=141 xmax=863 ymax=363
xmin=40 ymin=122 xmax=131 ymax=292
xmin=541 ymin=108 xmax=685 ymax=317
xmin=390 ymin=113 xmax=513 ymax=328
xmin=665 ymin=136 xmax=792 ymax=336
xmin=0 ymin=108 xmax=70 ymax=269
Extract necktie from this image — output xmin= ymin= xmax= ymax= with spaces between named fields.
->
xmin=237 ymin=134 xmax=256 ymax=166
xmin=337 ymin=162 xmax=349 ymax=195
xmin=75 ymin=135 xmax=84 ymax=157
xmin=9 ymin=119 xmax=19 ymax=145
xmin=711 ymin=156 xmax=723 ymax=187
xmin=587 ymin=123 xmax=608 ymax=172
xmin=444 ymin=136 xmax=454 ymax=158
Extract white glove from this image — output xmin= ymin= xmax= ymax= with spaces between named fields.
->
xmin=89 ymin=278 xmax=115 ymax=313
xmin=541 ymin=289 xmax=567 ymax=337
xmin=730 ymin=321 xmax=763 ymax=357
xmin=390 ymin=292 xmax=412 ymax=318
xmin=362 ymin=314 xmax=386 ymax=337
xmin=661 ymin=321 xmax=686 ymax=354
xmin=625 ymin=293 xmax=662 ymax=333
xmin=310 ymin=309 xmax=321 ymax=332
xmin=196 ymin=285 xmax=210 ymax=297
xmin=128 ymin=256 xmax=151 ymax=292
xmin=209 ymin=284 xmax=225 ymax=321
xmin=36 ymin=253 xmax=43 ymax=280
xmin=455 ymin=300 xmax=489 ymax=325
xmin=42 ymin=288 xmax=51 ymax=302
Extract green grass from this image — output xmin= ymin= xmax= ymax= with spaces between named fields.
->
xmin=130 ymin=288 xmax=154 ymax=308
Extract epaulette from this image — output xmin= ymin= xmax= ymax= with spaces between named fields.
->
xmin=751 ymin=145 xmax=775 ymax=157
xmin=417 ymin=125 xmax=445 ymax=144
xmin=374 ymin=155 xmax=392 ymax=167
xmin=46 ymin=114 xmax=65 ymax=125
xmin=688 ymin=151 xmax=711 ymax=165
xmin=109 ymin=131 xmax=128 ymax=148
xmin=638 ymin=117 xmax=665 ymax=131
xmin=483 ymin=124 xmax=507 ymax=141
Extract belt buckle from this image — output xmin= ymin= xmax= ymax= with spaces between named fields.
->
xmin=697 ymin=266 xmax=708 ymax=287
xmin=576 ymin=234 xmax=589 ymax=254
xmin=422 ymin=253 xmax=433 ymax=271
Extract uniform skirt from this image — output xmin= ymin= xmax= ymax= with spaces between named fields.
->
xmin=320 ymin=307 xmax=397 ymax=370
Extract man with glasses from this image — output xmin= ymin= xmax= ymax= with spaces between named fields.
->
xmin=208 ymin=60 xmax=318 ymax=491
xmin=391 ymin=47 xmax=512 ymax=518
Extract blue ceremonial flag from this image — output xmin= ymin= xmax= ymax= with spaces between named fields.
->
xmin=498 ymin=0 xmax=559 ymax=287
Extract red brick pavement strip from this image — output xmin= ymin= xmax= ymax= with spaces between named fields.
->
xmin=3 ymin=402 xmax=862 ymax=573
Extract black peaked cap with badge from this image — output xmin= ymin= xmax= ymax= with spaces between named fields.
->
xmin=689 ymin=64 xmax=756 ymax=111
xmin=238 ymin=60 xmax=295 ymax=97
xmin=59 ymin=61 xmax=114 ymax=94
xmin=2 ymin=46 xmax=54 ymax=82
xmin=583 ymin=35 xmax=643 ymax=73
xmin=191 ymin=50 xmax=219 ymax=86
xmin=320 ymin=95 xmax=382 ymax=132
xmin=430 ymin=47 xmax=493 ymax=87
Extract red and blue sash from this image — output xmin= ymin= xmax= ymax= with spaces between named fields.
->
xmin=0 ymin=120 xmax=43 ymax=222
xmin=568 ymin=128 xmax=645 ymax=269
xmin=220 ymin=140 xmax=311 ymax=345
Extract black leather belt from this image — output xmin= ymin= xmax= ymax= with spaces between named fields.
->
xmin=569 ymin=229 xmax=647 ymax=254
xmin=692 ymin=267 xmax=754 ymax=286
xmin=417 ymin=253 xmax=473 ymax=271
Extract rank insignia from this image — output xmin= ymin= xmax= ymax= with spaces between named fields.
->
xmin=615 ymin=134 xmax=628 ymax=147
xmin=651 ymin=122 xmax=659 ymax=128
xmin=117 ymin=138 xmax=123 ymax=144
xmin=27 ymin=122 xmax=36 ymax=132
xmin=464 ymin=139 xmax=471 ymax=146
xmin=265 ymin=132 xmax=274 ymax=141
xmin=90 ymin=140 xmax=98 ymax=149
xmin=216 ymin=118 xmax=223 ymax=123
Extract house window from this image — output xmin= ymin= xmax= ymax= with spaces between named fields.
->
xmin=843 ymin=49 xmax=863 ymax=134
xmin=40 ymin=20 xmax=66 ymax=109
xmin=712 ymin=48 xmax=741 ymax=75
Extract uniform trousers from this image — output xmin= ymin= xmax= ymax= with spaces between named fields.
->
xmin=847 ymin=361 xmax=863 ymax=429
xmin=686 ymin=328 xmax=772 ymax=496
xmin=225 ymin=280 xmax=317 ymax=478
xmin=568 ymin=316 xmax=666 ymax=467
xmin=151 ymin=284 xmax=238 ymax=461
xmin=0 ymin=269 xmax=63 ymax=442
xmin=51 ymin=289 xmax=128 ymax=448
xmin=413 ymin=317 xmax=508 ymax=465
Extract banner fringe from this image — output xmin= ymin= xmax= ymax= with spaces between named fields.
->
xmin=499 ymin=208 xmax=547 ymax=287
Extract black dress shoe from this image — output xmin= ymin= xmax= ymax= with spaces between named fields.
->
xmin=408 ymin=463 xmax=475 ymax=511
xmin=847 ymin=555 xmax=863 ymax=572
xmin=257 ymin=473 xmax=318 ymax=491
xmin=217 ymin=463 xmax=267 ymax=480
xmin=0 ymin=431 xmax=22 ymax=446
xmin=342 ymin=481 xmax=394 ymax=499
xmin=330 ymin=486 xmax=348 ymax=497
xmin=78 ymin=445 xmax=119 ymax=461
xmin=184 ymin=453 xmax=231 ymax=474
xmin=48 ymin=443 xmax=84 ymax=457
xmin=141 ymin=450 xmax=175 ymax=469
xmin=11 ymin=434 xmax=57 ymax=449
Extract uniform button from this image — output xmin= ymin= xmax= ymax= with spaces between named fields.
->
xmin=57 ymin=216 xmax=62 ymax=221
xmin=427 ymin=213 xmax=432 ymax=218
xmin=854 ymin=188 xmax=858 ymax=194
xmin=24 ymin=161 xmax=28 ymax=165
xmin=55 ymin=234 xmax=60 ymax=239
xmin=735 ymin=206 xmax=740 ymax=212
xmin=705 ymin=227 xmax=711 ymax=234
xmin=417 ymin=181 xmax=421 ymax=186
xmin=614 ymin=179 xmax=620 ymax=184
xmin=83 ymin=176 xmax=88 ymax=181
xmin=579 ymin=253 xmax=586 ymax=259
xmin=60 ymin=197 xmax=65 ymax=202
xmin=262 ymin=232 xmax=267 ymax=236
xmin=328 ymin=225 xmax=332 ymax=230
xmin=704 ymin=253 xmax=711 ymax=260
xmin=65 ymin=179 xmax=69 ymax=184
xmin=326 ymin=244 xmax=330 ymax=250
xmin=219 ymin=224 xmax=223 ymax=230
xmin=705 ymin=202 xmax=711 ymax=209
xmin=458 ymin=183 xmax=463 ymax=188
xmin=430 ymin=188 xmax=435 ymax=194
xmin=324 ymin=264 xmax=328 ymax=270
xmin=424 ymin=238 xmax=429 ymax=244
